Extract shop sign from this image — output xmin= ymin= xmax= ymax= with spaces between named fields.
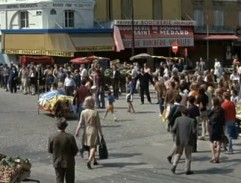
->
xmin=122 ymin=38 xmax=193 ymax=48
xmin=114 ymin=20 xmax=196 ymax=26
xmin=0 ymin=2 xmax=94 ymax=10
xmin=76 ymin=46 xmax=114 ymax=52
xmin=4 ymin=49 xmax=74 ymax=57
xmin=118 ymin=25 xmax=194 ymax=48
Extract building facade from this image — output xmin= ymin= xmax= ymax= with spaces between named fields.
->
xmin=94 ymin=0 xmax=193 ymax=62
xmin=0 ymin=0 xmax=121 ymax=64
xmin=182 ymin=0 xmax=241 ymax=66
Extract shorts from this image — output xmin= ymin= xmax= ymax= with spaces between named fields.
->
xmin=107 ymin=104 xmax=114 ymax=112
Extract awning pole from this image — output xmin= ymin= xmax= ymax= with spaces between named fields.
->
xmin=131 ymin=0 xmax=135 ymax=56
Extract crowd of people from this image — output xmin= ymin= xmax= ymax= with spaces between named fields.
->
xmin=1 ymin=57 xmax=241 ymax=180
xmin=153 ymin=58 xmax=240 ymax=174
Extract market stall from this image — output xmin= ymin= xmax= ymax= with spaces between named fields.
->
xmin=38 ymin=90 xmax=76 ymax=118
xmin=235 ymin=102 xmax=241 ymax=137
xmin=0 ymin=154 xmax=32 ymax=183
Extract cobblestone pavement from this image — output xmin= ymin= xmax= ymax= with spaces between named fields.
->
xmin=0 ymin=89 xmax=241 ymax=183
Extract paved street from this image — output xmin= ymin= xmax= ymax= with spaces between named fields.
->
xmin=0 ymin=89 xmax=241 ymax=183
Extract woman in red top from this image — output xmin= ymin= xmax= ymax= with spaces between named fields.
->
xmin=221 ymin=92 xmax=237 ymax=154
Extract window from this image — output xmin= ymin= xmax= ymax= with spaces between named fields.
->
xmin=153 ymin=0 xmax=162 ymax=20
xmin=50 ymin=9 xmax=57 ymax=15
xmin=65 ymin=10 xmax=74 ymax=28
xmin=20 ymin=11 xmax=29 ymax=28
xmin=214 ymin=10 xmax=224 ymax=27
xmin=121 ymin=0 xmax=132 ymax=19
xmin=194 ymin=9 xmax=204 ymax=26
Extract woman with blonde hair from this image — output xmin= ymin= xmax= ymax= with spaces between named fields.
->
xmin=75 ymin=96 xmax=103 ymax=169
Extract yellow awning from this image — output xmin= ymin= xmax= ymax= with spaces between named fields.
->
xmin=3 ymin=33 xmax=75 ymax=57
xmin=69 ymin=33 xmax=115 ymax=52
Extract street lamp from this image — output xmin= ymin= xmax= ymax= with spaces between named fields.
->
xmin=131 ymin=0 xmax=135 ymax=56
xmin=206 ymin=14 xmax=209 ymax=63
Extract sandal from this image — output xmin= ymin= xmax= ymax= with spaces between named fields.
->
xmin=209 ymin=159 xmax=216 ymax=163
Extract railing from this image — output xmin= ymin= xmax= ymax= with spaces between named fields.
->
xmin=195 ymin=26 xmax=235 ymax=33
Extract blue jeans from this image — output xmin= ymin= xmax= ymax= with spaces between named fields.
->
xmin=225 ymin=121 xmax=235 ymax=151
xmin=159 ymin=98 xmax=164 ymax=114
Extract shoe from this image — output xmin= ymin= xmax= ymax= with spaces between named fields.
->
xmin=167 ymin=156 xmax=172 ymax=164
xmin=87 ymin=162 xmax=92 ymax=169
xmin=114 ymin=117 xmax=117 ymax=122
xmin=192 ymin=149 xmax=197 ymax=153
xmin=93 ymin=161 xmax=99 ymax=165
xmin=185 ymin=171 xmax=194 ymax=175
xmin=171 ymin=166 xmax=176 ymax=174
xmin=209 ymin=159 xmax=216 ymax=163
xmin=225 ymin=150 xmax=233 ymax=154
xmin=198 ymin=136 xmax=205 ymax=141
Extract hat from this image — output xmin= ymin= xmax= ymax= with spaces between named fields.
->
xmin=56 ymin=117 xmax=68 ymax=130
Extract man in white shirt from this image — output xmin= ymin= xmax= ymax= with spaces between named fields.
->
xmin=64 ymin=71 xmax=76 ymax=96
xmin=80 ymin=64 xmax=88 ymax=80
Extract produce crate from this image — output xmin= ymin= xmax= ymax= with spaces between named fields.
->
xmin=0 ymin=165 xmax=20 ymax=183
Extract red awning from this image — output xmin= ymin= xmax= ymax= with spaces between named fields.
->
xmin=195 ymin=34 xmax=239 ymax=40
xmin=113 ymin=26 xmax=124 ymax=52
xmin=20 ymin=56 xmax=54 ymax=65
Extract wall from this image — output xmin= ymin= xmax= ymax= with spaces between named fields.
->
xmin=134 ymin=0 xmax=153 ymax=20
xmin=162 ymin=0 xmax=181 ymax=20
xmin=0 ymin=0 xmax=96 ymax=29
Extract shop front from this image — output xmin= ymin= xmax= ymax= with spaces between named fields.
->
xmin=1 ymin=29 xmax=124 ymax=64
xmin=114 ymin=20 xmax=195 ymax=56
xmin=192 ymin=34 xmax=239 ymax=67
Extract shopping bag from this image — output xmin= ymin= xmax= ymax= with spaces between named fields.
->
xmin=162 ymin=108 xmax=167 ymax=123
xmin=98 ymin=137 xmax=108 ymax=159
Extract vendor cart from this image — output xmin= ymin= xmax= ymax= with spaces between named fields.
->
xmin=38 ymin=91 xmax=77 ymax=118
xmin=0 ymin=154 xmax=39 ymax=183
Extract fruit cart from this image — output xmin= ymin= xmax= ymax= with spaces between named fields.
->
xmin=38 ymin=91 xmax=76 ymax=118
xmin=0 ymin=154 xmax=39 ymax=183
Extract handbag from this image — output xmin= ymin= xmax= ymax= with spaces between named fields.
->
xmin=221 ymin=135 xmax=229 ymax=144
xmin=98 ymin=137 xmax=108 ymax=159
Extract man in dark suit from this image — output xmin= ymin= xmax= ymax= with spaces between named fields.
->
xmin=48 ymin=117 xmax=79 ymax=183
xmin=135 ymin=68 xmax=154 ymax=104
xmin=171 ymin=107 xmax=196 ymax=175
xmin=112 ymin=65 xmax=121 ymax=100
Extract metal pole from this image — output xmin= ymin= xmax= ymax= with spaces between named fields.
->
xmin=131 ymin=0 xmax=135 ymax=56
xmin=206 ymin=13 xmax=209 ymax=63
xmin=37 ymin=79 xmax=40 ymax=115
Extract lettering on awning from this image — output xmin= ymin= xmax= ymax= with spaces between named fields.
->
xmin=4 ymin=49 xmax=74 ymax=57
xmin=76 ymin=46 xmax=114 ymax=52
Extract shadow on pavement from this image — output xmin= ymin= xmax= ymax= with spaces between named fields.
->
xmin=135 ymin=111 xmax=157 ymax=114
xmin=194 ymin=167 xmax=234 ymax=174
xmin=100 ymin=162 xmax=147 ymax=168
xmin=117 ymin=119 xmax=135 ymax=122
xmin=109 ymin=152 xmax=142 ymax=159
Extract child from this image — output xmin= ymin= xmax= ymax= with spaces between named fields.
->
xmin=126 ymin=77 xmax=135 ymax=113
xmin=103 ymin=91 xmax=117 ymax=121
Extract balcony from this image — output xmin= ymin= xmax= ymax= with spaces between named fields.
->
xmin=195 ymin=26 xmax=235 ymax=33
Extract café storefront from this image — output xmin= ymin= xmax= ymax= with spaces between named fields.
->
xmin=1 ymin=28 xmax=123 ymax=64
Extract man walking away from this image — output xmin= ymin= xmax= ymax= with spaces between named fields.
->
xmin=135 ymin=68 xmax=154 ymax=104
xmin=48 ymin=117 xmax=79 ymax=183
xmin=171 ymin=107 xmax=196 ymax=175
